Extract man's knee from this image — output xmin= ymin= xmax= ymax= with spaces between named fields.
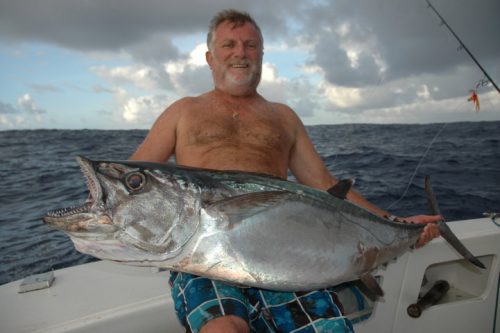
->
xmin=199 ymin=315 xmax=250 ymax=333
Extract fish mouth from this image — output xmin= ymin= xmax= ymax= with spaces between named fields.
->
xmin=43 ymin=156 xmax=114 ymax=233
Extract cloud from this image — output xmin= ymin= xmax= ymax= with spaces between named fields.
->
xmin=92 ymin=64 xmax=173 ymax=91
xmin=307 ymin=22 xmax=384 ymax=88
xmin=0 ymin=99 xmax=37 ymax=129
xmin=120 ymin=94 xmax=172 ymax=126
xmin=259 ymin=63 xmax=321 ymax=118
xmin=0 ymin=0 xmax=498 ymax=129
xmin=164 ymin=43 xmax=212 ymax=95
xmin=17 ymin=94 xmax=46 ymax=114
xmin=294 ymin=0 xmax=500 ymax=100
xmin=125 ymin=33 xmax=181 ymax=65
xmin=0 ymin=115 xmax=22 ymax=128
xmin=0 ymin=0 xmax=301 ymax=51
xmin=92 ymin=86 xmax=171 ymax=127
xmin=0 ymin=101 xmax=23 ymax=130
xmin=3 ymin=0 xmax=497 ymax=88
xmin=0 ymin=101 xmax=18 ymax=114
xmin=0 ymin=1 xmax=196 ymax=51
xmin=91 ymin=43 xmax=210 ymax=125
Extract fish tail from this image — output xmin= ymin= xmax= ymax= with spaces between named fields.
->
xmin=438 ymin=221 xmax=485 ymax=269
xmin=425 ymin=176 xmax=485 ymax=269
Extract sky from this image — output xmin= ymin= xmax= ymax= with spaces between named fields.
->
xmin=0 ymin=0 xmax=499 ymax=130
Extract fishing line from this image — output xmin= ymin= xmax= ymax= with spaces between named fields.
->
xmin=386 ymin=122 xmax=448 ymax=210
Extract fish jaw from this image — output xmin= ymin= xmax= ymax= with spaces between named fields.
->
xmin=43 ymin=211 xmax=116 ymax=235
xmin=43 ymin=156 xmax=117 ymax=238
xmin=70 ymin=237 xmax=167 ymax=263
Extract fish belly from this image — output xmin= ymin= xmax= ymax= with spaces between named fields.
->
xmin=184 ymin=200 xmax=414 ymax=291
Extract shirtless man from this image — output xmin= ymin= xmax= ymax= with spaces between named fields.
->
xmin=130 ymin=9 xmax=441 ymax=333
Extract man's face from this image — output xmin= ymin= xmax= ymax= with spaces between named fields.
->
xmin=206 ymin=21 xmax=263 ymax=96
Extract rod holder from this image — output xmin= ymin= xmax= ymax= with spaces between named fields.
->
xmin=407 ymin=280 xmax=450 ymax=318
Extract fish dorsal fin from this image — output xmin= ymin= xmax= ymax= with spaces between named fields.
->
xmin=327 ymin=179 xmax=354 ymax=199
xmin=205 ymin=191 xmax=295 ymax=223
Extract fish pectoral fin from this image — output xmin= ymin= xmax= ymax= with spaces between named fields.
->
xmin=327 ymin=179 xmax=354 ymax=199
xmin=205 ymin=191 xmax=295 ymax=222
xmin=358 ymin=274 xmax=384 ymax=301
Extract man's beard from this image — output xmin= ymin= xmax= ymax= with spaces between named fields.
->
xmin=212 ymin=59 xmax=262 ymax=95
xmin=224 ymin=60 xmax=261 ymax=87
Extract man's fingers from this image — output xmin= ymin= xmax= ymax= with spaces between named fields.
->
xmin=415 ymin=224 xmax=441 ymax=248
xmin=402 ymin=215 xmax=443 ymax=224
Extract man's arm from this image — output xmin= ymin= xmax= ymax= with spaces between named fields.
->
xmin=288 ymin=114 xmax=389 ymax=215
xmin=129 ymin=99 xmax=185 ymax=162
xmin=287 ymin=110 xmax=441 ymax=246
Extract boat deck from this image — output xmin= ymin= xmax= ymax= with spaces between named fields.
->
xmin=1 ymin=217 xmax=499 ymax=333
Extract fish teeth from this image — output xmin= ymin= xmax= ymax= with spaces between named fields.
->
xmin=47 ymin=203 xmax=91 ymax=217
xmin=77 ymin=157 xmax=101 ymax=203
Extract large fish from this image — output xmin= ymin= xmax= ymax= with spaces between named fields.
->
xmin=42 ymin=156 xmax=484 ymax=294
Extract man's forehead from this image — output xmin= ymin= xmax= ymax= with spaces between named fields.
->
xmin=214 ymin=21 xmax=261 ymax=40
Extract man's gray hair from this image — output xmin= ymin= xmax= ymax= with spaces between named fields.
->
xmin=207 ymin=9 xmax=263 ymax=52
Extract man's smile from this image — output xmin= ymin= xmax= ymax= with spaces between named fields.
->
xmin=229 ymin=62 xmax=250 ymax=69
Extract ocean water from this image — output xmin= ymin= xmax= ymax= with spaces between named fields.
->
xmin=0 ymin=122 xmax=499 ymax=285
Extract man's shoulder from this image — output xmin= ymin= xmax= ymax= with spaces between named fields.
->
xmin=265 ymin=100 xmax=301 ymax=124
xmin=269 ymin=101 xmax=293 ymax=112
xmin=161 ymin=93 xmax=216 ymax=131
xmin=164 ymin=93 xmax=211 ymax=116
xmin=172 ymin=93 xmax=209 ymax=108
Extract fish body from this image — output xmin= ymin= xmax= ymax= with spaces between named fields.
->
xmin=43 ymin=157 xmax=480 ymax=292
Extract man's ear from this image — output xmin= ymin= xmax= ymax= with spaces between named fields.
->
xmin=206 ymin=51 xmax=213 ymax=69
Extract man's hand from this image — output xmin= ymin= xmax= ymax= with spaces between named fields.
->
xmin=401 ymin=215 xmax=442 ymax=248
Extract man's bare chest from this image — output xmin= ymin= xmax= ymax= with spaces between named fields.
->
xmin=181 ymin=110 xmax=291 ymax=152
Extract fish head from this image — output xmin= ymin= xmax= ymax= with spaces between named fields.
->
xmin=43 ymin=156 xmax=200 ymax=263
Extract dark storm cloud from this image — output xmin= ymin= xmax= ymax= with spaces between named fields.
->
xmin=2 ymin=0 xmax=497 ymax=76
xmin=313 ymin=34 xmax=382 ymax=87
xmin=301 ymin=0 xmax=500 ymax=88
xmin=126 ymin=34 xmax=181 ymax=65
xmin=0 ymin=0 xmax=296 ymax=60
xmin=0 ymin=1 xmax=201 ymax=50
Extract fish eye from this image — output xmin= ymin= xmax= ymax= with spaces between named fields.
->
xmin=124 ymin=172 xmax=146 ymax=192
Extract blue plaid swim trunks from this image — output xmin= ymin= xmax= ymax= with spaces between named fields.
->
xmin=169 ymin=272 xmax=371 ymax=332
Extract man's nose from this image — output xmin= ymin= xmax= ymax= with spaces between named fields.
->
xmin=233 ymin=43 xmax=246 ymax=57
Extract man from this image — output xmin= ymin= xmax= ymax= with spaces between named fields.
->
xmin=130 ymin=9 xmax=440 ymax=333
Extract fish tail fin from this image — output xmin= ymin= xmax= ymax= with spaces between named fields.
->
xmin=437 ymin=221 xmax=485 ymax=269
xmin=425 ymin=176 xmax=485 ymax=269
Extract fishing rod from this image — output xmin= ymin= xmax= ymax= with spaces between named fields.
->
xmin=425 ymin=0 xmax=500 ymax=94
